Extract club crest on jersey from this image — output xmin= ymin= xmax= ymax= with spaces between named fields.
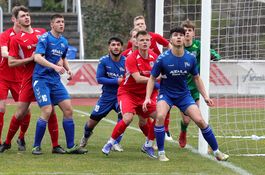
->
xmin=184 ymin=62 xmax=190 ymax=67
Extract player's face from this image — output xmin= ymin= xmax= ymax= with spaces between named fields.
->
xmin=134 ymin=19 xmax=147 ymax=31
xmin=109 ymin=41 xmax=122 ymax=57
xmin=17 ymin=11 xmax=31 ymax=27
xmin=170 ymin=32 xmax=185 ymax=48
xmin=184 ymin=27 xmax=195 ymax=41
xmin=51 ymin=18 xmax=65 ymax=33
xmin=136 ymin=34 xmax=151 ymax=51
xmin=130 ymin=30 xmax=138 ymax=47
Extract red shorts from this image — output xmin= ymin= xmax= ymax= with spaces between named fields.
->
xmin=0 ymin=79 xmax=21 ymax=101
xmin=18 ymin=79 xmax=36 ymax=102
xmin=118 ymin=92 xmax=157 ymax=118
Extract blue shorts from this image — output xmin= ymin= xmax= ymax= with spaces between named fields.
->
xmin=90 ymin=93 xmax=120 ymax=121
xmin=32 ymin=78 xmax=70 ymax=107
xmin=157 ymin=93 xmax=195 ymax=113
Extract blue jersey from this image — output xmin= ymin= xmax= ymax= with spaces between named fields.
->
xmin=97 ymin=54 xmax=125 ymax=95
xmin=33 ymin=31 xmax=68 ymax=81
xmin=151 ymin=49 xmax=198 ymax=99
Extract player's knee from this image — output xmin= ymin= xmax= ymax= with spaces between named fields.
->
xmin=63 ymin=107 xmax=73 ymax=117
xmin=195 ymin=118 xmax=207 ymax=129
xmin=156 ymin=113 xmax=166 ymax=125
xmin=182 ymin=116 xmax=191 ymax=124
xmin=41 ymin=108 xmax=53 ymax=118
xmin=123 ymin=114 xmax=133 ymax=125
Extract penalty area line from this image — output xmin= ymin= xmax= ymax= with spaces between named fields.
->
xmin=74 ymin=109 xmax=251 ymax=175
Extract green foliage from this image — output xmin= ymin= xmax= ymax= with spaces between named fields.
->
xmin=83 ymin=4 xmax=133 ymax=59
xmin=42 ymin=0 xmax=63 ymax=12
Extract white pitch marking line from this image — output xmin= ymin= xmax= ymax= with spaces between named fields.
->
xmin=74 ymin=109 xmax=252 ymax=175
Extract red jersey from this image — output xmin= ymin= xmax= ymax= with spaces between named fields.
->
xmin=122 ymin=48 xmax=134 ymax=57
xmin=118 ymin=49 xmax=157 ymax=96
xmin=0 ymin=28 xmax=23 ymax=82
xmin=8 ymin=28 xmax=46 ymax=85
xmin=127 ymin=32 xmax=169 ymax=55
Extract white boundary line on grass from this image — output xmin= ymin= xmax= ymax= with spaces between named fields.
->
xmin=74 ymin=109 xmax=252 ymax=175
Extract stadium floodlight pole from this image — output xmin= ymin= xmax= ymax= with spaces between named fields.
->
xmin=0 ymin=6 xmax=3 ymax=33
xmin=199 ymin=0 xmax=212 ymax=154
xmin=155 ymin=0 xmax=164 ymax=53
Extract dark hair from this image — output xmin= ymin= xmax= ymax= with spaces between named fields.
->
xmin=50 ymin=14 xmax=64 ymax=21
xmin=12 ymin=5 xmax=29 ymax=18
xmin=108 ymin=37 xmax=123 ymax=46
xmin=170 ymin=27 xmax=186 ymax=36
xmin=136 ymin=30 xmax=149 ymax=38
xmin=181 ymin=19 xmax=195 ymax=30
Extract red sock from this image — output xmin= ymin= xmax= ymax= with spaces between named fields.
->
xmin=6 ymin=115 xmax=21 ymax=144
xmin=48 ymin=112 xmax=59 ymax=147
xmin=164 ymin=113 xmax=170 ymax=132
xmin=111 ymin=120 xmax=127 ymax=140
xmin=148 ymin=119 xmax=155 ymax=140
xmin=0 ymin=112 xmax=4 ymax=144
xmin=139 ymin=119 xmax=150 ymax=137
xmin=18 ymin=112 xmax=31 ymax=140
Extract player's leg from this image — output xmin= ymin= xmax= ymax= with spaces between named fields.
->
xmin=0 ymin=79 xmax=9 ymax=145
xmin=155 ymin=100 xmax=170 ymax=161
xmin=0 ymin=101 xmax=31 ymax=153
xmin=10 ymin=82 xmax=31 ymax=151
xmin=48 ymin=107 xmax=65 ymax=154
xmin=179 ymin=89 xmax=199 ymax=148
xmin=80 ymin=96 xmax=112 ymax=148
xmin=112 ymin=112 xmax=124 ymax=152
xmin=184 ymin=104 xmax=229 ymax=161
xmin=164 ymin=112 xmax=173 ymax=141
xmin=102 ymin=112 xmax=134 ymax=155
xmin=52 ymin=81 xmax=87 ymax=154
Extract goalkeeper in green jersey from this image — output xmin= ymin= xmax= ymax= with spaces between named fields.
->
xmin=178 ymin=19 xmax=221 ymax=148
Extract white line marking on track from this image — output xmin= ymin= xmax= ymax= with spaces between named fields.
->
xmin=74 ymin=109 xmax=252 ymax=175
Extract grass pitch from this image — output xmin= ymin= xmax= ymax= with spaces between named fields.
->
xmin=0 ymin=104 xmax=262 ymax=174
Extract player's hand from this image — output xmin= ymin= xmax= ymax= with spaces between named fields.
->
xmin=54 ymin=65 xmax=66 ymax=75
xmin=205 ymin=98 xmax=214 ymax=107
xmin=117 ymin=78 xmax=123 ymax=85
xmin=67 ymin=70 xmax=73 ymax=80
xmin=142 ymin=98 xmax=151 ymax=112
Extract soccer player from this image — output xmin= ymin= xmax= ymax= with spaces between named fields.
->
xmin=0 ymin=6 xmax=31 ymax=150
xmin=79 ymin=37 xmax=126 ymax=152
xmin=178 ymin=19 xmax=221 ymax=148
xmin=143 ymin=26 xmax=229 ymax=161
xmin=129 ymin=16 xmax=174 ymax=141
xmin=122 ymin=28 xmax=138 ymax=57
xmin=31 ymin=14 xmax=87 ymax=155
xmin=0 ymin=6 xmax=64 ymax=154
xmin=102 ymin=30 xmax=158 ymax=158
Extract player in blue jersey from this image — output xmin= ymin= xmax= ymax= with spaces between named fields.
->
xmin=31 ymin=14 xmax=87 ymax=155
xmin=79 ymin=37 xmax=126 ymax=152
xmin=143 ymin=27 xmax=229 ymax=161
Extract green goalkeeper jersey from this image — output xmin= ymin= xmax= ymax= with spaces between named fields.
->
xmin=186 ymin=39 xmax=221 ymax=91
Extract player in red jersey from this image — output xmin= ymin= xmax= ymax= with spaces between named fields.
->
xmin=128 ymin=16 xmax=173 ymax=141
xmin=0 ymin=5 xmax=64 ymax=154
xmin=122 ymin=28 xmax=139 ymax=57
xmin=127 ymin=15 xmax=171 ymax=55
xmin=102 ymin=30 xmax=159 ymax=159
xmin=0 ymin=6 xmax=31 ymax=149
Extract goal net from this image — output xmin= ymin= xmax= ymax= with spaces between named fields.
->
xmin=162 ymin=0 xmax=265 ymax=156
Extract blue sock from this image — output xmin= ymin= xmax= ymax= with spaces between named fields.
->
xmin=84 ymin=124 xmax=93 ymax=138
xmin=33 ymin=118 xmax=47 ymax=147
xmin=154 ymin=125 xmax=165 ymax=151
xmin=63 ymin=118 xmax=75 ymax=149
xmin=115 ymin=116 xmax=123 ymax=144
xmin=201 ymin=125 xmax=218 ymax=151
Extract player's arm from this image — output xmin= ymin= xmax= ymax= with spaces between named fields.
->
xmin=34 ymin=53 xmax=65 ymax=74
xmin=131 ymin=72 xmax=150 ymax=84
xmin=62 ymin=58 xmax=73 ymax=80
xmin=96 ymin=59 xmax=121 ymax=85
xmin=8 ymin=55 xmax=34 ymax=67
xmin=193 ymin=75 xmax=214 ymax=107
xmin=142 ymin=75 xmax=156 ymax=112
